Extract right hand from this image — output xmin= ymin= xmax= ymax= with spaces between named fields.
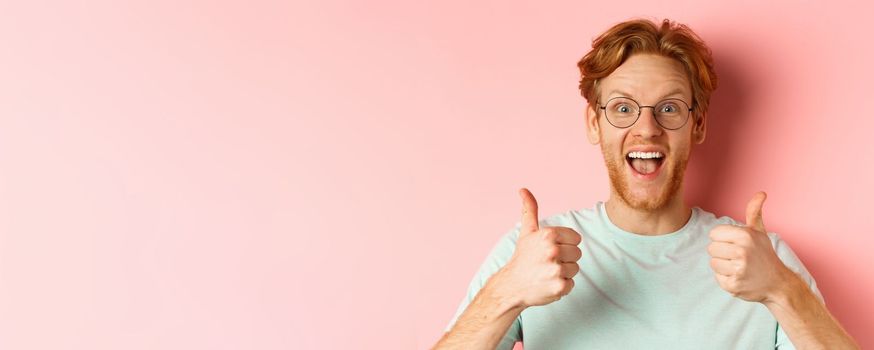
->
xmin=494 ymin=188 xmax=583 ymax=308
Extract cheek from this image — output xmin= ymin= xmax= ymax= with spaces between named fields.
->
xmin=599 ymin=139 xmax=623 ymax=161
xmin=669 ymin=138 xmax=693 ymax=162
xmin=599 ymin=129 xmax=629 ymax=151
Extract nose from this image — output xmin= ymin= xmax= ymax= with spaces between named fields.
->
xmin=631 ymin=107 xmax=664 ymax=139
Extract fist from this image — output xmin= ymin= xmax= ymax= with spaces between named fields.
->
xmin=706 ymin=191 xmax=793 ymax=303
xmin=495 ymin=188 xmax=583 ymax=308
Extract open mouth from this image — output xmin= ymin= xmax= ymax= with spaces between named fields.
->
xmin=625 ymin=151 xmax=665 ymax=177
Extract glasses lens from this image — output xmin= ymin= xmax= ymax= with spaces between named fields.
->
xmin=654 ymin=99 xmax=690 ymax=130
xmin=605 ymin=97 xmax=639 ymax=128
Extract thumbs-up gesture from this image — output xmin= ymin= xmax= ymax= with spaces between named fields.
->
xmin=707 ymin=192 xmax=794 ymax=303
xmin=493 ymin=188 xmax=583 ymax=308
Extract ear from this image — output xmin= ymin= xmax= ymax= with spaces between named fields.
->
xmin=586 ymin=104 xmax=601 ymax=144
xmin=692 ymin=111 xmax=707 ymax=144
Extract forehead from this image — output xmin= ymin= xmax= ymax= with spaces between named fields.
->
xmin=599 ymin=54 xmax=692 ymax=101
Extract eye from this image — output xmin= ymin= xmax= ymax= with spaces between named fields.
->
xmin=659 ymin=103 xmax=678 ymax=113
xmin=605 ymin=98 xmax=637 ymax=115
xmin=612 ymin=103 xmax=635 ymax=114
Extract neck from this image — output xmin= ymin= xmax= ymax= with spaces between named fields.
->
xmin=604 ymin=188 xmax=692 ymax=236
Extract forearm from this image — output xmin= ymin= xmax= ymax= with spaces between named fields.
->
xmin=433 ymin=271 xmax=525 ymax=350
xmin=764 ymin=272 xmax=859 ymax=350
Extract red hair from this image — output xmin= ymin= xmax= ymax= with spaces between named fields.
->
xmin=577 ymin=18 xmax=718 ymax=119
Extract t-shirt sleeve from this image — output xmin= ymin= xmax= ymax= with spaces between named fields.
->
xmin=768 ymin=232 xmax=825 ymax=350
xmin=444 ymin=224 xmax=524 ymax=350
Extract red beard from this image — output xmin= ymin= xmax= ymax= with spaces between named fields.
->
xmin=601 ymin=143 xmax=689 ymax=211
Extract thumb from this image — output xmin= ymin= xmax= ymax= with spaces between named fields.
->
xmin=745 ymin=191 xmax=767 ymax=232
xmin=519 ymin=188 xmax=540 ymax=235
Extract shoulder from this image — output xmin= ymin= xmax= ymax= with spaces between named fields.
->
xmin=540 ymin=205 xmax=599 ymax=231
xmin=696 ymin=207 xmax=794 ymax=251
xmin=692 ymin=206 xmax=740 ymax=230
xmin=491 ymin=205 xmax=598 ymax=250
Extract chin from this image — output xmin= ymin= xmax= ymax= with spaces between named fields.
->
xmin=620 ymin=187 xmax=672 ymax=211
xmin=604 ymin=154 xmax=688 ymax=212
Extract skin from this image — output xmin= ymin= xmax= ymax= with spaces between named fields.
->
xmin=433 ymin=54 xmax=858 ymax=349
xmin=584 ymin=53 xmax=704 ymax=236
xmin=709 ymin=192 xmax=859 ymax=349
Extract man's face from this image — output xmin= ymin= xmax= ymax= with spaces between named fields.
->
xmin=585 ymin=54 xmax=707 ymax=211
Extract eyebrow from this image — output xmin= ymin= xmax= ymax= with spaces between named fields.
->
xmin=606 ymin=88 xmax=688 ymax=101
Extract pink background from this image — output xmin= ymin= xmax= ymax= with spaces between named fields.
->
xmin=0 ymin=1 xmax=871 ymax=349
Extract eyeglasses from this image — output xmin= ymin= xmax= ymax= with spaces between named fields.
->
xmin=598 ymin=96 xmax=694 ymax=130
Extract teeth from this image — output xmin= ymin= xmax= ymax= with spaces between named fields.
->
xmin=627 ymin=151 xmax=664 ymax=159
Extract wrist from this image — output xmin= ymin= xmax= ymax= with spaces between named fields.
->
xmin=763 ymin=268 xmax=804 ymax=309
xmin=484 ymin=267 xmax=527 ymax=312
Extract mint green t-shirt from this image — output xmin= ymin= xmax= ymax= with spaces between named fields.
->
xmin=446 ymin=202 xmax=822 ymax=349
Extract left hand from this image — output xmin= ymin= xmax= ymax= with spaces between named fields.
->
xmin=707 ymin=191 xmax=793 ymax=303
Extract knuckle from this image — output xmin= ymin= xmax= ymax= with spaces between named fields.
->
xmin=552 ymin=264 xmax=563 ymax=278
xmin=546 ymin=263 xmax=561 ymax=278
xmin=728 ymin=279 xmax=740 ymax=291
xmin=553 ymin=280 xmax=566 ymax=296
xmin=547 ymin=245 xmax=560 ymax=260
xmin=541 ymin=228 xmax=557 ymax=241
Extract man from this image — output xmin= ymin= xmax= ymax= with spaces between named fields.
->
xmin=433 ymin=18 xmax=858 ymax=349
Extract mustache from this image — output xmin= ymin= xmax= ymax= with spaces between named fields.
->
xmin=624 ymin=142 xmax=670 ymax=149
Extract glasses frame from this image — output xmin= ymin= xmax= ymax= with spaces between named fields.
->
xmin=598 ymin=96 xmax=694 ymax=130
